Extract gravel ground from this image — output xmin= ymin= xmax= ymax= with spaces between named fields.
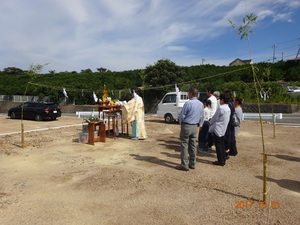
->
xmin=0 ymin=115 xmax=299 ymax=225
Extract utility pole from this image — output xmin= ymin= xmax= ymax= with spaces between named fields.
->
xmin=296 ymin=47 xmax=300 ymax=59
xmin=272 ymin=44 xmax=277 ymax=63
xmin=201 ymin=58 xmax=205 ymax=65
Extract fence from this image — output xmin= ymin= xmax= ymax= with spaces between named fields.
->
xmin=0 ymin=95 xmax=74 ymax=104
xmin=0 ymin=95 xmax=50 ymax=102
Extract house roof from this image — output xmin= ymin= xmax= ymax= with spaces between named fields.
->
xmin=287 ymin=57 xmax=300 ymax=61
xmin=229 ymin=58 xmax=252 ymax=66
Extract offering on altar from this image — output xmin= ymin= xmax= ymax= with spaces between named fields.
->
xmin=98 ymin=85 xmax=123 ymax=108
xmin=99 ymin=101 xmax=109 ymax=106
xmin=102 ymin=85 xmax=108 ymax=100
xmin=114 ymin=101 xmax=121 ymax=105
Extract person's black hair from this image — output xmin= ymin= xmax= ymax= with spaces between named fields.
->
xmin=201 ymin=97 xmax=211 ymax=107
xmin=130 ymin=87 xmax=138 ymax=94
xmin=220 ymin=93 xmax=229 ymax=104
xmin=224 ymin=91 xmax=233 ymax=101
xmin=206 ymin=87 xmax=215 ymax=94
xmin=207 ymin=99 xmax=212 ymax=107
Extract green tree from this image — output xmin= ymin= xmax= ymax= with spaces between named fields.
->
xmin=2 ymin=67 xmax=25 ymax=75
xmin=144 ymin=59 xmax=185 ymax=87
xmin=81 ymin=68 xmax=93 ymax=73
xmin=286 ymin=66 xmax=300 ymax=81
xmin=262 ymin=65 xmax=271 ymax=81
xmin=97 ymin=67 xmax=107 ymax=73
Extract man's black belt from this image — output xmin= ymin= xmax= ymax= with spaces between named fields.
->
xmin=182 ymin=122 xmax=198 ymax=125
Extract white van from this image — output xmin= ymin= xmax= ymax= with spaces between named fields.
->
xmin=157 ymin=92 xmax=189 ymax=123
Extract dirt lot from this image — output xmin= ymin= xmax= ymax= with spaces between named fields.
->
xmin=0 ymin=115 xmax=299 ymax=225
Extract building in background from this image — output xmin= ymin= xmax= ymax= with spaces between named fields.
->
xmin=229 ymin=58 xmax=253 ymax=66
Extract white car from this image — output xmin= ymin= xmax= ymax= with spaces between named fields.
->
xmin=287 ymin=86 xmax=300 ymax=97
xmin=157 ymin=92 xmax=189 ymax=123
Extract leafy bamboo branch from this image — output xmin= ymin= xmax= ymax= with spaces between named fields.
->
xmin=21 ymin=63 xmax=48 ymax=148
xmin=229 ymin=14 xmax=268 ymax=202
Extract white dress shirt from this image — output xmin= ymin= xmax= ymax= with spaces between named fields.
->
xmin=208 ymin=95 xmax=218 ymax=119
xmin=209 ymin=104 xmax=231 ymax=137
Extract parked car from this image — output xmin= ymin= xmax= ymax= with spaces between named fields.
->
xmin=157 ymin=92 xmax=189 ymax=123
xmin=287 ymin=86 xmax=300 ymax=97
xmin=157 ymin=91 xmax=207 ymax=123
xmin=8 ymin=101 xmax=62 ymax=121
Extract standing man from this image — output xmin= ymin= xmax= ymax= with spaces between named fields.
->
xmin=206 ymin=87 xmax=218 ymax=150
xmin=122 ymin=88 xmax=147 ymax=140
xmin=176 ymin=87 xmax=204 ymax=171
xmin=209 ymin=93 xmax=231 ymax=166
xmin=207 ymin=87 xmax=218 ymax=119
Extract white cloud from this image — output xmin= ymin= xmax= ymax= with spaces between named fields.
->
xmin=272 ymin=12 xmax=293 ymax=22
xmin=0 ymin=0 xmax=299 ymax=72
xmin=56 ymin=0 xmax=89 ymax=24
xmin=166 ymin=46 xmax=189 ymax=52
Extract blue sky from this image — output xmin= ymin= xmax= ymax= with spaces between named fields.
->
xmin=0 ymin=0 xmax=299 ymax=73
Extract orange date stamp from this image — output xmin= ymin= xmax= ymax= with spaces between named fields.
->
xmin=235 ymin=201 xmax=280 ymax=209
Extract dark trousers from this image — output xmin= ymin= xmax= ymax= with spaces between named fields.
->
xmin=225 ymin=126 xmax=234 ymax=150
xmin=208 ymin=132 xmax=214 ymax=148
xmin=198 ymin=121 xmax=209 ymax=150
xmin=213 ymin=134 xmax=226 ymax=165
xmin=229 ymin=137 xmax=238 ymax=156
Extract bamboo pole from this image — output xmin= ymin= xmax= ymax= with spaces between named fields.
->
xmin=21 ymin=121 xmax=24 ymax=148
xmin=21 ymin=102 xmax=25 ymax=148
xmin=273 ymin=116 xmax=276 ymax=139
xmin=251 ymin=65 xmax=267 ymax=202
xmin=20 ymin=64 xmax=46 ymax=148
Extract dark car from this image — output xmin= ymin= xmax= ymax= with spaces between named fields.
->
xmin=8 ymin=101 xmax=62 ymax=121
xmin=198 ymin=92 xmax=207 ymax=103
